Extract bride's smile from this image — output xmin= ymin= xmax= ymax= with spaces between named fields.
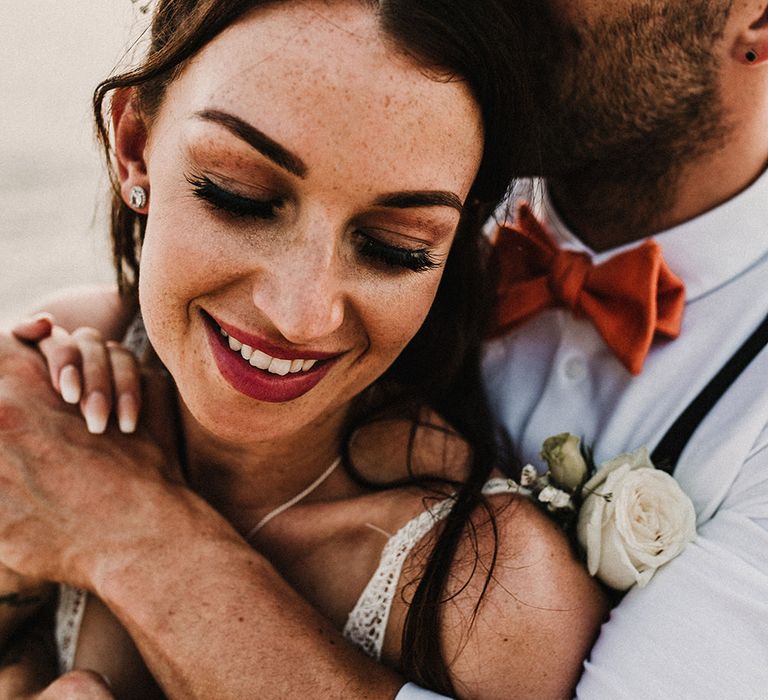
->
xmin=204 ymin=310 xmax=343 ymax=403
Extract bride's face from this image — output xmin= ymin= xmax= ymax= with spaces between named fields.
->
xmin=132 ymin=1 xmax=483 ymax=444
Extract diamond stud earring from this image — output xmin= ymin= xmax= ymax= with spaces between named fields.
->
xmin=129 ymin=185 xmax=148 ymax=210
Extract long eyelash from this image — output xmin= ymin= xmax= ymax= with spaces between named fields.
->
xmin=358 ymin=234 xmax=440 ymax=272
xmin=186 ymin=174 xmax=281 ymax=219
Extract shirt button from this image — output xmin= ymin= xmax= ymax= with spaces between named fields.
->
xmin=563 ymin=355 xmax=587 ymax=382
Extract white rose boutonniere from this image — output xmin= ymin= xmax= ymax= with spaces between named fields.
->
xmin=540 ymin=433 xmax=589 ymax=491
xmin=515 ymin=435 xmax=697 ymax=592
xmin=576 ymin=448 xmax=696 ymax=591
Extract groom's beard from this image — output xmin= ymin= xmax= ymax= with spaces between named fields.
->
xmin=523 ymin=0 xmax=733 ymax=247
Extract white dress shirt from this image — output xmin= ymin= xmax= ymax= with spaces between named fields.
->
xmin=397 ymin=167 xmax=768 ymax=699
xmin=488 ymin=171 xmax=768 ymax=699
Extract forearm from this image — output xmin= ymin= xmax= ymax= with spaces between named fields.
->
xmin=0 ymin=337 xmax=402 ymax=698
xmin=91 ymin=488 xmax=403 ymax=700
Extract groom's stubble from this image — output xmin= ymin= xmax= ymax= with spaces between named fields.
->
xmin=521 ymin=0 xmax=734 ymax=248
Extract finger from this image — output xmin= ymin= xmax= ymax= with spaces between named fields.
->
xmin=107 ymin=341 xmax=141 ymax=433
xmin=11 ymin=313 xmax=54 ymax=343
xmin=40 ymin=669 xmax=115 ymax=699
xmin=37 ymin=328 xmax=83 ymax=400
xmin=58 ymin=365 xmax=83 ymax=405
xmin=72 ymin=327 xmax=112 ymax=435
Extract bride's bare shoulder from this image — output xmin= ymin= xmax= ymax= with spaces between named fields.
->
xmin=416 ymin=494 xmax=608 ymax=699
xmin=29 ymin=283 xmax=136 ymax=341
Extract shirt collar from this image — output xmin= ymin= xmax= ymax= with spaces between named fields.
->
xmin=530 ymin=168 xmax=768 ymax=303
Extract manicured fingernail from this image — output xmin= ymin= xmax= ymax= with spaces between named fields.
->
xmin=117 ymin=393 xmax=138 ymax=433
xmin=84 ymin=391 xmax=109 ymax=434
xmin=59 ymin=365 xmax=82 ymax=404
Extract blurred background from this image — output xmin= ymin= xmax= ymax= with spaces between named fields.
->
xmin=0 ymin=1 xmax=149 ymax=326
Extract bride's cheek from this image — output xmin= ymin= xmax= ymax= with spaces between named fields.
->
xmin=364 ymin=274 xmax=443 ymax=358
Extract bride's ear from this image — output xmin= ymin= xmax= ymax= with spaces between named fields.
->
xmin=112 ymin=88 xmax=150 ymax=210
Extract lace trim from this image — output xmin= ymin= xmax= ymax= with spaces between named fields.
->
xmin=342 ymin=478 xmax=518 ymax=659
xmin=55 ymin=584 xmax=88 ymax=673
xmin=122 ymin=313 xmax=150 ymax=357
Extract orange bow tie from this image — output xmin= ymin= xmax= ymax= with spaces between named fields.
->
xmin=489 ymin=205 xmax=685 ymax=375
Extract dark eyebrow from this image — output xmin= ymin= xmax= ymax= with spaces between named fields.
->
xmin=195 ymin=109 xmax=307 ymax=178
xmin=195 ymin=109 xmax=463 ymax=211
xmin=374 ymin=191 xmax=464 ymax=214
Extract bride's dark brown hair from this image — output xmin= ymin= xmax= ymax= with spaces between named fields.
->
xmin=94 ymin=0 xmax=534 ymax=693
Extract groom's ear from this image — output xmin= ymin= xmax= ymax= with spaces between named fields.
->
xmin=112 ymin=88 xmax=150 ymax=203
xmin=731 ymin=4 xmax=768 ymax=65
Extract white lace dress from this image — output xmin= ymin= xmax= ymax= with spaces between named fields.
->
xmin=54 ymin=317 xmax=519 ymax=670
xmin=342 ymin=478 xmax=517 ymax=660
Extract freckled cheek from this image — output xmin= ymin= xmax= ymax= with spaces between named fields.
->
xmin=138 ymin=209 xmax=234 ymax=351
xmin=140 ymin=199 xmax=246 ymax=294
xmin=359 ymin=275 xmax=441 ymax=363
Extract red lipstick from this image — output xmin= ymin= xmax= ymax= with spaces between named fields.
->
xmin=202 ymin=312 xmax=340 ymax=403
xmin=214 ymin=316 xmax=339 ymax=361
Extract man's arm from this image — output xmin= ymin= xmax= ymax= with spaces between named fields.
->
xmin=576 ymin=428 xmax=768 ymax=699
xmin=0 ymin=335 xmax=403 ymax=699
xmin=92 ymin=487 xmax=404 ymax=699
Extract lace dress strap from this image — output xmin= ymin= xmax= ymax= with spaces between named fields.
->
xmin=342 ymin=478 xmax=518 ymax=660
xmin=55 ymin=585 xmax=88 ymax=674
xmin=481 ymin=477 xmax=520 ymax=496
xmin=122 ymin=313 xmax=150 ymax=357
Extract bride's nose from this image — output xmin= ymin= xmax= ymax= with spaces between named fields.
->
xmin=251 ymin=231 xmax=346 ymax=345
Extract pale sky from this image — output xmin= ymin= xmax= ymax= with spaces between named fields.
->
xmin=0 ymin=1 xmax=147 ymax=325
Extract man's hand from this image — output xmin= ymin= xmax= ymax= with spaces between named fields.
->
xmin=0 ymin=333 xmax=404 ymax=699
xmin=20 ymin=671 xmax=116 ymax=700
xmin=0 ymin=332 xmax=181 ymax=587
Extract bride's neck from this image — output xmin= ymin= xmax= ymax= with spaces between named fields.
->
xmin=178 ymin=400 xmax=348 ymax=532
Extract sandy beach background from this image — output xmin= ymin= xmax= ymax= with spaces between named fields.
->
xmin=0 ymin=1 xmax=150 ymax=326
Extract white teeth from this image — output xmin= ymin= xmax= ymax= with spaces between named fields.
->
xmin=268 ymin=358 xmax=292 ymax=376
xmin=220 ymin=325 xmax=321 ymax=374
xmin=249 ymin=349 xmax=271 ymax=370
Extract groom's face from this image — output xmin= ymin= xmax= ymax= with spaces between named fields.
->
xmin=525 ymin=0 xmax=734 ymax=179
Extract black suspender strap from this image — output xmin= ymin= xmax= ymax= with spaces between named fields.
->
xmin=651 ymin=312 xmax=768 ymax=474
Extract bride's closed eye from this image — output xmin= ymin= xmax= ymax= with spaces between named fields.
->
xmin=355 ymin=232 xmax=439 ymax=272
xmin=186 ymin=172 xmax=441 ymax=274
xmin=187 ymin=173 xmax=283 ymax=219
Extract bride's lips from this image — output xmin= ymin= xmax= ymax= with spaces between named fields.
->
xmin=202 ymin=311 xmax=342 ymax=403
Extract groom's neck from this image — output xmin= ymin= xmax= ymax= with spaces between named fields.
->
xmin=548 ymin=125 xmax=768 ymax=253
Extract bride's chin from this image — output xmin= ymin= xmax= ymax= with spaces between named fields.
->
xmin=172 ymin=348 xmax=369 ymax=449
xmin=178 ymin=389 xmax=337 ymax=448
